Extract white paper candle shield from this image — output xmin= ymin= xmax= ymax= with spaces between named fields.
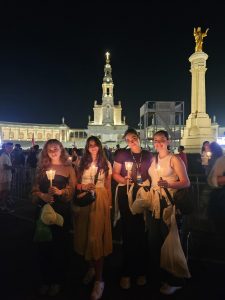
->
xmin=206 ymin=151 xmax=212 ymax=159
xmin=125 ymin=162 xmax=133 ymax=175
xmin=46 ymin=169 xmax=56 ymax=187
xmin=125 ymin=162 xmax=133 ymax=194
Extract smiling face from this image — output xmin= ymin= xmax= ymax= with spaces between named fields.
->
xmin=125 ymin=132 xmax=140 ymax=151
xmin=47 ymin=143 xmax=62 ymax=163
xmin=153 ymin=132 xmax=170 ymax=153
xmin=88 ymin=139 xmax=99 ymax=157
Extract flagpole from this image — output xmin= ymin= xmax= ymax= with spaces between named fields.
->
xmin=32 ymin=133 xmax=35 ymax=147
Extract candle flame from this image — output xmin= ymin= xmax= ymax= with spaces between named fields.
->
xmin=125 ymin=162 xmax=133 ymax=171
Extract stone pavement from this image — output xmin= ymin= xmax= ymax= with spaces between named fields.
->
xmin=1 ymin=192 xmax=225 ymax=300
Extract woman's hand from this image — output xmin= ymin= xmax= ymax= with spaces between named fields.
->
xmin=81 ymin=183 xmax=95 ymax=191
xmin=157 ymin=179 xmax=170 ymax=189
xmin=124 ymin=175 xmax=133 ymax=184
xmin=48 ymin=186 xmax=63 ymax=196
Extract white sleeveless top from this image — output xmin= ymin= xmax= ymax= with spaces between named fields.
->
xmin=81 ymin=161 xmax=112 ymax=187
xmin=148 ymin=154 xmax=178 ymax=187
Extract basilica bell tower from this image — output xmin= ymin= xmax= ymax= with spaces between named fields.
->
xmin=87 ymin=52 xmax=127 ymax=144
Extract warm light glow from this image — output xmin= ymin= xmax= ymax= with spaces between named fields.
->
xmin=125 ymin=162 xmax=133 ymax=172
xmin=206 ymin=151 xmax=212 ymax=158
xmin=46 ymin=169 xmax=56 ymax=187
xmin=217 ymin=137 xmax=225 ymax=145
xmin=106 ymin=52 xmax=110 ymax=61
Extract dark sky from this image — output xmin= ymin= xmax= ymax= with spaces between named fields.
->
xmin=0 ymin=1 xmax=225 ymax=129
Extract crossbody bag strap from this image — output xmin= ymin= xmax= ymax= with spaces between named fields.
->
xmin=94 ymin=166 xmax=101 ymax=184
xmin=163 ymin=187 xmax=175 ymax=205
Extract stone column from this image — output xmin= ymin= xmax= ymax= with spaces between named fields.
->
xmin=181 ymin=51 xmax=215 ymax=153
xmin=189 ymin=52 xmax=208 ymax=116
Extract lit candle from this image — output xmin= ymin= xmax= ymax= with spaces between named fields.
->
xmin=125 ymin=162 xmax=133 ymax=193
xmin=206 ymin=151 xmax=212 ymax=159
xmin=125 ymin=162 xmax=133 ymax=176
xmin=46 ymin=169 xmax=56 ymax=187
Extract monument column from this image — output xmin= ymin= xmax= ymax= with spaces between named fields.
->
xmin=181 ymin=27 xmax=215 ymax=153
xmin=189 ymin=51 xmax=208 ymax=116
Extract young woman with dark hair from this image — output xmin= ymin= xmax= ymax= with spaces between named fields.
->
xmin=73 ymin=136 xmax=112 ymax=300
xmin=113 ymin=127 xmax=152 ymax=289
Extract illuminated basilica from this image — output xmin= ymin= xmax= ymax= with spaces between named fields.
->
xmin=0 ymin=53 xmax=127 ymax=149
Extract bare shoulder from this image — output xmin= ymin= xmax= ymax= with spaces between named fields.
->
xmin=171 ymin=154 xmax=182 ymax=166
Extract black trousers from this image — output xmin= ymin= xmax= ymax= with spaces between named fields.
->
xmin=146 ymin=210 xmax=186 ymax=286
xmin=118 ymin=186 xmax=147 ymax=277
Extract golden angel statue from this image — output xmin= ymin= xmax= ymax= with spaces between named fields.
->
xmin=193 ymin=27 xmax=209 ymax=52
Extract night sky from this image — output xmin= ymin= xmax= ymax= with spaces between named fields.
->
xmin=0 ymin=1 xmax=225 ymax=129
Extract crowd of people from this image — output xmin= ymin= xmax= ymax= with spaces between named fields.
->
xmin=0 ymin=131 xmax=225 ymax=299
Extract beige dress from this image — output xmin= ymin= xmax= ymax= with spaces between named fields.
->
xmin=73 ymin=161 xmax=112 ymax=261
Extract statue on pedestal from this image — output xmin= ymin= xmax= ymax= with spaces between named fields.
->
xmin=193 ymin=27 xmax=209 ymax=52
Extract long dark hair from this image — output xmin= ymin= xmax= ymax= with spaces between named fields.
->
xmin=79 ymin=136 xmax=109 ymax=178
xmin=201 ymin=141 xmax=209 ymax=153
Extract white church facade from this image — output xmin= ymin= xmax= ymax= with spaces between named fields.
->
xmin=0 ymin=52 xmax=127 ymax=149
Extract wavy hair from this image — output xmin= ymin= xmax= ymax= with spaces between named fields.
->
xmin=37 ymin=139 xmax=69 ymax=179
xmin=79 ymin=136 xmax=109 ymax=178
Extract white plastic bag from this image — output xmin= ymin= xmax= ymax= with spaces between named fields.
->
xmin=160 ymin=205 xmax=191 ymax=278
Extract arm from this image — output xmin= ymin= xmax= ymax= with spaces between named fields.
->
xmin=207 ymin=157 xmax=225 ymax=187
xmin=76 ymin=167 xmax=95 ymax=192
xmin=32 ymin=183 xmax=54 ymax=204
xmin=170 ymin=155 xmax=190 ymax=188
xmin=112 ymin=161 xmax=127 ymax=184
xmin=217 ymin=176 xmax=225 ymax=186
xmin=158 ymin=155 xmax=190 ymax=189
xmin=105 ymin=173 xmax=112 ymax=208
xmin=49 ymin=166 xmax=77 ymax=201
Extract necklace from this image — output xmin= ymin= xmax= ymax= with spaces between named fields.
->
xmin=130 ymin=149 xmax=142 ymax=170
xmin=130 ymin=150 xmax=143 ymax=184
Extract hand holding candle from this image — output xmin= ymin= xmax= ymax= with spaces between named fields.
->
xmin=125 ymin=162 xmax=133 ymax=193
xmin=206 ymin=151 xmax=212 ymax=159
xmin=46 ymin=169 xmax=56 ymax=187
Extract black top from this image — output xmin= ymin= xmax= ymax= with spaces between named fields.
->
xmin=38 ymin=174 xmax=70 ymax=225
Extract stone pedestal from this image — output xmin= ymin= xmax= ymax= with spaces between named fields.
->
xmin=181 ymin=51 xmax=216 ymax=153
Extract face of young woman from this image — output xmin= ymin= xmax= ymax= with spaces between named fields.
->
xmin=125 ymin=133 xmax=140 ymax=150
xmin=153 ymin=133 xmax=170 ymax=152
xmin=47 ymin=144 xmax=62 ymax=162
xmin=88 ymin=140 xmax=99 ymax=157
xmin=204 ymin=143 xmax=210 ymax=152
